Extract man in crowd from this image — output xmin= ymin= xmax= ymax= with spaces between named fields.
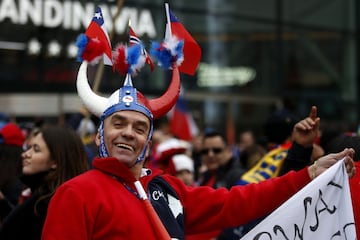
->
xmin=199 ymin=129 xmax=246 ymax=189
xmin=42 ymin=53 xmax=355 ymax=240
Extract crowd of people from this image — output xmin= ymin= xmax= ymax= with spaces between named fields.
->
xmin=0 ymin=97 xmax=358 ymax=240
xmin=0 ymin=5 xmax=358 ymax=239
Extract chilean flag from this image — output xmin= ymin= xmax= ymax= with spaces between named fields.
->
xmin=168 ymin=93 xmax=199 ymax=141
xmin=85 ymin=6 xmax=112 ymax=66
xmin=129 ymin=27 xmax=155 ymax=72
xmin=165 ymin=7 xmax=201 ymax=76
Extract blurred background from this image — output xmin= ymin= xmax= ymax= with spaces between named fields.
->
xmin=0 ymin=0 xmax=358 ymax=141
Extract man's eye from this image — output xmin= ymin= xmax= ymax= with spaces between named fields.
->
xmin=114 ymin=122 xmax=124 ymax=127
xmin=136 ymin=128 xmax=145 ymax=134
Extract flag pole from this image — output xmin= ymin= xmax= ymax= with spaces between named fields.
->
xmin=164 ymin=3 xmax=172 ymax=38
xmin=115 ymin=161 xmax=171 ymax=240
xmin=128 ymin=19 xmax=131 ymax=43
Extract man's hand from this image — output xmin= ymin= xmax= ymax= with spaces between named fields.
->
xmin=292 ymin=106 xmax=320 ymax=147
xmin=308 ymin=148 xmax=356 ymax=180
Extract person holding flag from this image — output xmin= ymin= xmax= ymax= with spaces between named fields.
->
xmin=42 ymin=5 xmax=356 ymax=240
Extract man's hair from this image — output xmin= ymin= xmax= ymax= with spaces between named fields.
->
xmin=203 ymin=128 xmax=227 ymax=145
xmin=323 ymin=134 xmax=360 ymax=161
xmin=263 ymin=109 xmax=299 ymax=144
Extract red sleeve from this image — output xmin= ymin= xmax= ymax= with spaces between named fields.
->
xmin=42 ymin=185 xmax=93 ymax=240
xmin=350 ymin=162 xmax=360 ymax=238
xmin=164 ymin=167 xmax=311 ymax=235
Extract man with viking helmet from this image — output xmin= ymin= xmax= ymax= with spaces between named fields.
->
xmin=42 ymin=6 xmax=356 ymax=240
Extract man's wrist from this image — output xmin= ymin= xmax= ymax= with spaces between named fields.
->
xmin=309 ymin=161 xmax=317 ymax=180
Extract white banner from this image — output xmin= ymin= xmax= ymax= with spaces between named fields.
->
xmin=241 ymin=160 xmax=356 ymax=240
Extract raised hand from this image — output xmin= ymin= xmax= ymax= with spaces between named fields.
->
xmin=292 ymin=106 xmax=320 ymax=147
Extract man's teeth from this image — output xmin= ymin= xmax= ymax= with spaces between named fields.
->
xmin=116 ymin=143 xmax=133 ymax=151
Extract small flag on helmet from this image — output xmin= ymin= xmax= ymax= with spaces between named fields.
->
xmin=150 ymin=3 xmax=201 ymax=75
xmin=129 ymin=26 xmax=155 ymax=72
xmin=165 ymin=5 xmax=201 ymax=75
xmin=77 ymin=6 xmax=113 ymax=65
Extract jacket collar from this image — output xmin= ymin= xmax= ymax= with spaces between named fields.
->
xmin=92 ymin=157 xmax=163 ymax=187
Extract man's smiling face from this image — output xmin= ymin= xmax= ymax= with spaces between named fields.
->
xmin=96 ymin=110 xmax=151 ymax=167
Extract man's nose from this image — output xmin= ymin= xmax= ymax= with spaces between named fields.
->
xmin=122 ymin=125 xmax=135 ymax=137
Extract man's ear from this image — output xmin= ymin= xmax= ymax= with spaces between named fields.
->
xmin=225 ymin=145 xmax=231 ymax=152
xmin=95 ymin=132 xmax=101 ymax=147
xmin=225 ymin=145 xmax=233 ymax=157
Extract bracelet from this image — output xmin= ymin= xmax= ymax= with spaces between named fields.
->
xmin=311 ymin=161 xmax=317 ymax=180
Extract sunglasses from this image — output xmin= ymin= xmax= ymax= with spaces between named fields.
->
xmin=200 ymin=147 xmax=224 ymax=155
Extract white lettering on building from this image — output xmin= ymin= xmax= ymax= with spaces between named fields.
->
xmin=0 ymin=0 xmax=18 ymax=23
xmin=44 ymin=0 xmax=63 ymax=28
xmin=0 ymin=0 xmax=157 ymax=38
xmin=19 ymin=0 xmax=41 ymax=25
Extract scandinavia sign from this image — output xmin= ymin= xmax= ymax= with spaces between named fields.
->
xmin=0 ymin=0 xmax=157 ymax=38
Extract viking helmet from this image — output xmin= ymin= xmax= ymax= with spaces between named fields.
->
xmin=76 ymin=61 xmax=180 ymax=161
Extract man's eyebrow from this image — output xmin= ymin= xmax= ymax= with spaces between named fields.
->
xmin=110 ymin=114 xmax=125 ymax=121
xmin=135 ymin=119 xmax=150 ymax=129
xmin=110 ymin=114 xmax=150 ymax=128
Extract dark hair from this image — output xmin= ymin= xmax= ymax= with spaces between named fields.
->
xmin=240 ymin=144 xmax=267 ymax=169
xmin=0 ymin=144 xmax=23 ymax=190
xmin=323 ymin=134 xmax=360 ymax=161
xmin=203 ymin=128 xmax=227 ymax=145
xmin=263 ymin=109 xmax=299 ymax=144
xmin=31 ymin=125 xmax=89 ymax=213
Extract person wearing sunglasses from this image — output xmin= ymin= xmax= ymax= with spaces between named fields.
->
xmin=198 ymin=129 xmax=246 ymax=189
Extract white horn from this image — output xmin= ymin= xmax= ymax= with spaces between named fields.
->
xmin=76 ymin=62 xmax=108 ymax=117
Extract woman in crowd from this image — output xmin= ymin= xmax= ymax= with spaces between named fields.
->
xmin=0 ymin=125 xmax=89 ymax=240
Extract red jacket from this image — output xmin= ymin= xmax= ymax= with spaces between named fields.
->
xmin=42 ymin=157 xmax=310 ymax=239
